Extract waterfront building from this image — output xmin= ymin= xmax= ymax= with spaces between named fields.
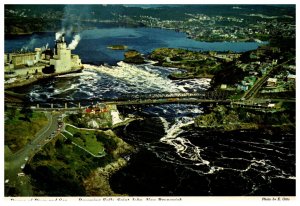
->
xmin=4 ymin=33 xmax=83 ymax=80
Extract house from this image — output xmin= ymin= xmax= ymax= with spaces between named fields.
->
xmin=85 ymin=108 xmax=92 ymax=113
xmin=267 ymin=78 xmax=277 ymax=87
xmin=287 ymin=74 xmax=296 ymax=82
xmin=268 ymin=103 xmax=276 ymax=108
xmin=220 ymin=84 xmax=227 ymax=89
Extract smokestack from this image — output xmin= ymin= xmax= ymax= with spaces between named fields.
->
xmin=55 ymin=30 xmax=66 ymax=42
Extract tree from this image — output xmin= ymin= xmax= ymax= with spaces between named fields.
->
xmin=20 ymin=106 xmax=33 ymax=121
xmin=55 ymin=139 xmax=62 ymax=148
xmin=74 ymin=132 xmax=82 ymax=138
xmin=6 ymin=107 xmax=16 ymax=119
xmin=65 ymin=138 xmax=72 ymax=145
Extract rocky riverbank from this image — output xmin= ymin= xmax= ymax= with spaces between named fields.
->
xmin=123 ymin=50 xmax=145 ymax=64
xmin=83 ymin=129 xmax=134 ymax=196
xmin=194 ymin=105 xmax=295 ymax=131
xmin=83 ymin=158 xmax=127 ymax=196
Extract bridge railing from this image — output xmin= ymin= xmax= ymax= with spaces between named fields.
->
xmin=118 ymin=91 xmax=231 ymax=100
xmin=5 ymin=91 xmax=233 ymax=108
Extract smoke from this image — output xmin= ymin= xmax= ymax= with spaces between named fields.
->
xmin=55 ymin=27 xmax=75 ymax=40
xmin=68 ymin=34 xmax=81 ymax=50
xmin=41 ymin=43 xmax=49 ymax=52
xmin=20 ymin=38 xmax=37 ymax=52
xmin=55 ymin=5 xmax=93 ymax=49
xmin=55 ymin=30 xmax=65 ymax=40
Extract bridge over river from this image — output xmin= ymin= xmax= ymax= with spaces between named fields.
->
xmin=6 ymin=90 xmax=292 ymax=112
xmin=6 ymin=91 xmax=233 ymax=109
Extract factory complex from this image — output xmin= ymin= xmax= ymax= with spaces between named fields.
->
xmin=4 ymin=34 xmax=83 ymax=88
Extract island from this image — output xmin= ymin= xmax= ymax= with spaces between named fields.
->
xmin=123 ymin=50 xmax=145 ymax=64
xmin=107 ymin=45 xmax=128 ymax=50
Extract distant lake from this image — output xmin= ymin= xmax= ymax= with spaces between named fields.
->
xmin=5 ymin=27 xmax=266 ymax=65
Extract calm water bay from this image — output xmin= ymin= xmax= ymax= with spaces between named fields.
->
xmin=5 ymin=26 xmax=265 ymax=65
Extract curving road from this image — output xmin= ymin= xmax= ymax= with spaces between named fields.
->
xmin=5 ymin=111 xmax=60 ymax=196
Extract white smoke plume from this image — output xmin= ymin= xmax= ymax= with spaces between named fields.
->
xmin=41 ymin=43 xmax=49 ymax=52
xmin=68 ymin=34 xmax=81 ymax=50
xmin=20 ymin=38 xmax=37 ymax=52
xmin=55 ymin=30 xmax=65 ymax=40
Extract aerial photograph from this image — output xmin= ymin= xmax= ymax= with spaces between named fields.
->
xmin=4 ymin=4 xmax=296 ymax=198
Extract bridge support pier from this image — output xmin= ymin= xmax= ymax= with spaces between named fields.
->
xmin=65 ymin=103 xmax=68 ymax=109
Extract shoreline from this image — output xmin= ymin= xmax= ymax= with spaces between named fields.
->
xmin=5 ymin=29 xmax=265 ymax=44
xmin=193 ymin=104 xmax=295 ymax=132
xmin=83 ymin=158 xmax=128 ymax=196
xmin=5 ymin=67 xmax=83 ymax=90
xmin=193 ymin=123 xmax=295 ymax=132
xmin=167 ymin=73 xmax=214 ymax=80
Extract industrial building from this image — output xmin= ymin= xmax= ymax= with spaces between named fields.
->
xmin=4 ymin=34 xmax=83 ymax=80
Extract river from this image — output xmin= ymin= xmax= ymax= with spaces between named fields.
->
xmin=5 ymin=26 xmax=295 ymax=196
xmin=5 ymin=26 xmax=265 ymax=65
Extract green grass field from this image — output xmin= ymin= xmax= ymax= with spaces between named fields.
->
xmin=64 ymin=125 xmax=105 ymax=156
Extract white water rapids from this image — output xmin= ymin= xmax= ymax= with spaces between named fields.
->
xmin=81 ymin=62 xmax=213 ymax=164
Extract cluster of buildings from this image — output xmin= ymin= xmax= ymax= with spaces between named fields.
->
xmin=263 ymin=72 xmax=296 ymax=93
xmin=4 ymin=34 xmax=83 ymax=84
xmin=220 ymin=45 xmax=296 ymax=94
xmin=85 ymin=104 xmax=109 ymax=114
xmin=137 ymin=11 xmax=294 ymax=43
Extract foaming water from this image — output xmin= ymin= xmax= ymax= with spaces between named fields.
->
xmin=111 ymin=103 xmax=295 ymax=196
xmin=160 ymin=117 xmax=209 ymax=165
xmin=84 ymin=62 xmax=184 ymax=93
xmin=11 ymin=59 xmax=294 ymax=195
xmin=24 ymin=62 xmax=211 ymax=102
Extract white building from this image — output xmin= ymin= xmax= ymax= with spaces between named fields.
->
xmin=5 ymin=34 xmax=83 ymax=79
xmin=49 ymin=34 xmax=82 ymax=73
xmin=287 ymin=74 xmax=296 ymax=82
xmin=50 ymin=36 xmax=73 ymax=73
xmin=267 ymin=78 xmax=277 ymax=87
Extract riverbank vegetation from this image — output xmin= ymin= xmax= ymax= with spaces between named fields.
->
xmin=5 ymin=108 xmax=48 ymax=152
xmin=194 ymin=105 xmax=295 ymax=131
xmin=24 ymin=128 xmax=134 ymax=196
xmin=150 ymin=48 xmax=229 ymax=79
